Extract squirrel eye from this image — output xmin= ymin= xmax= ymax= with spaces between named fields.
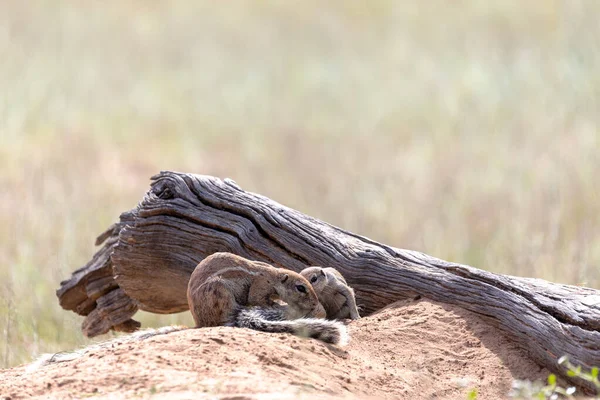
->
xmin=310 ymin=276 xmax=318 ymax=283
xmin=295 ymin=284 xmax=307 ymax=293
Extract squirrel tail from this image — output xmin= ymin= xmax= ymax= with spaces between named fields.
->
xmin=228 ymin=306 xmax=348 ymax=346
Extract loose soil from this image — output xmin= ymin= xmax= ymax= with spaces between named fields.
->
xmin=0 ymin=299 xmax=548 ymax=399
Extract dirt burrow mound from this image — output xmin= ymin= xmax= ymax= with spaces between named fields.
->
xmin=0 ymin=299 xmax=547 ymax=399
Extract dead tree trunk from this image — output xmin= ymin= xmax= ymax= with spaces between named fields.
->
xmin=57 ymin=171 xmax=600 ymax=393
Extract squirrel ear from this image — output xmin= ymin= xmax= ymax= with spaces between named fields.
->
xmin=320 ymin=269 xmax=326 ymax=276
xmin=281 ymin=274 xmax=289 ymax=283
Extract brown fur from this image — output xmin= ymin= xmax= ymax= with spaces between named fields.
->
xmin=301 ymin=266 xmax=361 ymax=320
xmin=187 ymin=253 xmax=325 ymax=327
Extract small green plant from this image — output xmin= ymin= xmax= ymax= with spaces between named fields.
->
xmin=558 ymin=356 xmax=600 ymax=392
xmin=509 ymin=356 xmax=599 ymax=399
xmin=466 ymin=388 xmax=478 ymax=400
xmin=510 ymin=373 xmax=575 ymax=399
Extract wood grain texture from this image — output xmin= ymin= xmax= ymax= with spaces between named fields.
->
xmin=56 ymin=171 xmax=600 ymax=393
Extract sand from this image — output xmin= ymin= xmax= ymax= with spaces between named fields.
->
xmin=0 ymin=299 xmax=548 ymax=399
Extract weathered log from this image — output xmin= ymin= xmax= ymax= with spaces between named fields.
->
xmin=56 ymin=171 xmax=600 ymax=393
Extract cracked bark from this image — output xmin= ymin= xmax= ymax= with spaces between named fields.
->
xmin=56 ymin=171 xmax=600 ymax=393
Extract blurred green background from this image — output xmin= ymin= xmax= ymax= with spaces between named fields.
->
xmin=1 ymin=1 xmax=599 ymax=368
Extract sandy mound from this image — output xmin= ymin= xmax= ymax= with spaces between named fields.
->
xmin=0 ymin=299 xmax=547 ymax=399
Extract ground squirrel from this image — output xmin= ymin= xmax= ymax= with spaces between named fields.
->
xmin=301 ymin=266 xmax=361 ymax=320
xmin=187 ymin=253 xmax=348 ymax=343
xmin=187 ymin=252 xmax=326 ymax=327
xmin=187 ymin=253 xmax=347 ymax=344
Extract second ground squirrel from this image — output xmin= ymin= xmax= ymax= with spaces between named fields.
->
xmin=301 ymin=266 xmax=361 ymax=320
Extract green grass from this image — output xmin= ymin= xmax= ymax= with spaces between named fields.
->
xmin=1 ymin=1 xmax=599 ymax=368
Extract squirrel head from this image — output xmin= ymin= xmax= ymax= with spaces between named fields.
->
xmin=299 ymin=266 xmax=329 ymax=293
xmin=276 ymin=271 xmax=324 ymax=318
